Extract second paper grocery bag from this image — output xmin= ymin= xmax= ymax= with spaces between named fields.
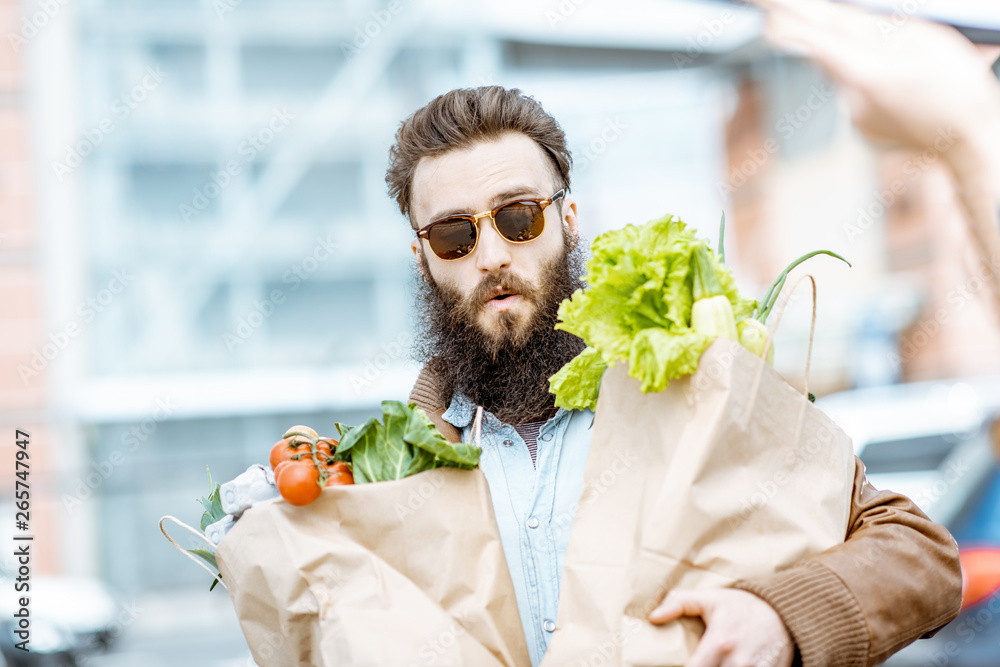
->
xmin=541 ymin=338 xmax=857 ymax=667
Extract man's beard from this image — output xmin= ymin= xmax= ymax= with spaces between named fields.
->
xmin=413 ymin=236 xmax=588 ymax=425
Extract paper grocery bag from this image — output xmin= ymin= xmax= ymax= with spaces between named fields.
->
xmin=541 ymin=338 xmax=856 ymax=667
xmin=215 ymin=466 xmax=531 ymax=667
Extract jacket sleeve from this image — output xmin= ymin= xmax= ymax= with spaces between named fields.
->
xmin=730 ymin=456 xmax=963 ymax=667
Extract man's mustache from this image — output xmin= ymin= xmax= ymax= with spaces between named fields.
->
xmin=467 ymin=272 xmax=539 ymax=309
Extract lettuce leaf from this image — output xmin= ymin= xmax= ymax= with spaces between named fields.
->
xmin=549 ymin=346 xmax=607 ymax=411
xmin=335 ymin=401 xmax=481 ymax=483
xmin=550 ymin=214 xmax=755 ymax=407
xmin=403 ymin=405 xmax=480 ymax=470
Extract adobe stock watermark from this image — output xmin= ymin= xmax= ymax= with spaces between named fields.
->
xmin=394 ymin=471 xmax=446 ymax=521
xmin=74 ymin=601 xmax=144 ymax=664
xmin=550 ymin=445 xmax=640 ymax=531
xmin=877 ymin=0 xmax=929 ymax=40
xmin=7 ymin=0 xmax=72 ymax=53
xmin=179 ymin=107 xmax=296 ymax=223
xmin=573 ymin=117 xmax=628 ymax=175
xmin=351 ymin=331 xmax=414 ymax=392
xmin=774 ymin=84 xmax=836 ymax=139
xmin=212 ymin=0 xmax=243 ymax=20
xmin=308 ymin=565 xmax=351 ymax=606
xmin=547 ymin=0 xmax=741 ymax=55
xmin=888 ymin=254 xmax=1000 ymax=368
xmin=18 ymin=269 xmax=135 ymax=384
xmin=223 ymin=232 xmax=338 ymax=351
xmin=52 ymin=66 xmax=169 ymax=182
xmin=248 ymin=630 xmax=286 ymax=665
xmin=340 ymin=0 xmax=407 ymax=60
xmin=750 ymin=638 xmax=794 ymax=667
xmin=61 ymin=397 xmax=178 ymax=512
xmin=672 ymin=7 xmax=743 ymax=69
xmin=849 ymin=515 xmax=930 ymax=571
xmin=683 ymin=342 xmax=738 ymax=399
xmin=627 ymin=578 xmax=681 ymax=621
xmin=843 ymin=125 xmax=959 ymax=244
xmin=923 ymin=590 xmax=1000 ymax=667
xmin=726 ymin=421 xmax=838 ymax=530
xmin=909 ymin=455 xmax=971 ymax=511
xmin=717 ymin=84 xmax=835 ymax=198
xmin=545 ymin=0 xmax=589 ymax=28
xmin=575 ymin=616 xmax=642 ymax=667
xmin=403 ymin=610 xmax=474 ymax=667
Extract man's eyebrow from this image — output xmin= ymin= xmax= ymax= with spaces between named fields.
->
xmin=489 ymin=186 xmax=541 ymax=208
xmin=425 ymin=186 xmax=542 ymax=224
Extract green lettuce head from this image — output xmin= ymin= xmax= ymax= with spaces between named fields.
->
xmin=548 ymin=214 xmax=755 ymax=410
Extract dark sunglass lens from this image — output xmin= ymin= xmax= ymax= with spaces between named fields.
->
xmin=428 ymin=219 xmax=477 ymax=260
xmin=495 ymin=202 xmax=544 ymax=242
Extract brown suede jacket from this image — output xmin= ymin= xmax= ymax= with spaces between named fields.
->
xmin=408 ymin=364 xmax=963 ymax=667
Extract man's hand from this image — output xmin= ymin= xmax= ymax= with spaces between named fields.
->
xmin=648 ymin=588 xmax=794 ymax=667
xmin=756 ymin=0 xmax=1000 ymax=214
xmin=754 ymin=0 xmax=1000 ymax=163
xmin=754 ymin=0 xmax=1000 ymax=321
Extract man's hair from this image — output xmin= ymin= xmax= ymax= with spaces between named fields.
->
xmin=385 ymin=86 xmax=573 ymax=225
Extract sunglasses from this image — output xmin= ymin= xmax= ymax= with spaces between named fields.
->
xmin=416 ymin=189 xmax=566 ymax=261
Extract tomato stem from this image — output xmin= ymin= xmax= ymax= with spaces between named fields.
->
xmin=307 ymin=437 xmax=329 ymax=487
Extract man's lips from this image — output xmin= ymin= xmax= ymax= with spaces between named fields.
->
xmin=485 ymin=286 xmax=517 ymax=301
xmin=484 ymin=289 xmax=523 ymax=312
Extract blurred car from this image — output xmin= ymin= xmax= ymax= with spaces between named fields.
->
xmin=0 ymin=618 xmax=74 ymax=667
xmin=818 ymin=378 xmax=1000 ymax=666
xmin=0 ymin=569 xmax=119 ymax=667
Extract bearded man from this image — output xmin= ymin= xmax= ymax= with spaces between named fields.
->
xmin=385 ymin=86 xmax=961 ymax=667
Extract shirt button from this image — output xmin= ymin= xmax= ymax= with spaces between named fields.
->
xmin=540 ymin=433 xmax=553 ymax=442
xmin=526 ymin=516 xmax=539 ymax=529
xmin=542 ymin=620 xmax=556 ymax=633
xmin=503 ymin=439 xmax=513 ymax=447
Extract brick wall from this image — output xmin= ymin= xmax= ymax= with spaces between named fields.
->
xmin=0 ymin=0 xmax=60 ymax=575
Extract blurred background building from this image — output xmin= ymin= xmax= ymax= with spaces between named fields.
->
xmin=0 ymin=0 xmax=998 ymax=664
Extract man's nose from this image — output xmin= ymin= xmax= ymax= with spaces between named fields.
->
xmin=474 ymin=215 xmax=512 ymax=273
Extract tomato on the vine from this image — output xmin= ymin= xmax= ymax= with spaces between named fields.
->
xmin=273 ymin=459 xmax=295 ymax=479
xmin=270 ymin=438 xmax=308 ymax=469
xmin=314 ymin=438 xmax=335 ymax=459
xmin=268 ymin=424 xmax=346 ymax=504
xmin=326 ymin=461 xmax=354 ymax=486
xmin=276 ymin=461 xmax=322 ymax=506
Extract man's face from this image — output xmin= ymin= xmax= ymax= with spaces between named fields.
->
xmin=409 ymin=132 xmax=579 ymax=347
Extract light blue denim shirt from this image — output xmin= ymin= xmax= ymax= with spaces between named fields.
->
xmin=441 ymin=394 xmax=595 ymax=667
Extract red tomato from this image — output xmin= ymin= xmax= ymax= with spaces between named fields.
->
xmin=273 ymin=460 xmax=293 ymax=479
xmin=271 ymin=437 xmax=317 ymax=468
xmin=270 ymin=438 xmax=300 ymax=469
xmin=276 ymin=461 xmax=322 ymax=506
xmin=325 ymin=461 xmax=354 ymax=486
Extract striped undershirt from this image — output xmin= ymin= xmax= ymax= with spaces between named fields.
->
xmin=512 ymin=420 xmax=546 ymax=469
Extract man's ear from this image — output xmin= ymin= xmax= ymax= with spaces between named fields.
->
xmin=411 ymin=238 xmax=432 ymax=285
xmin=561 ymin=194 xmax=580 ymax=250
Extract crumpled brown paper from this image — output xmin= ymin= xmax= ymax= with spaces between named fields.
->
xmin=216 ymin=466 xmax=531 ymax=667
xmin=540 ymin=339 xmax=855 ymax=667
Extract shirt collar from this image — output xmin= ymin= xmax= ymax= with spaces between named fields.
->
xmin=441 ymin=391 xmax=575 ymax=432
xmin=441 ymin=392 xmax=478 ymax=430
